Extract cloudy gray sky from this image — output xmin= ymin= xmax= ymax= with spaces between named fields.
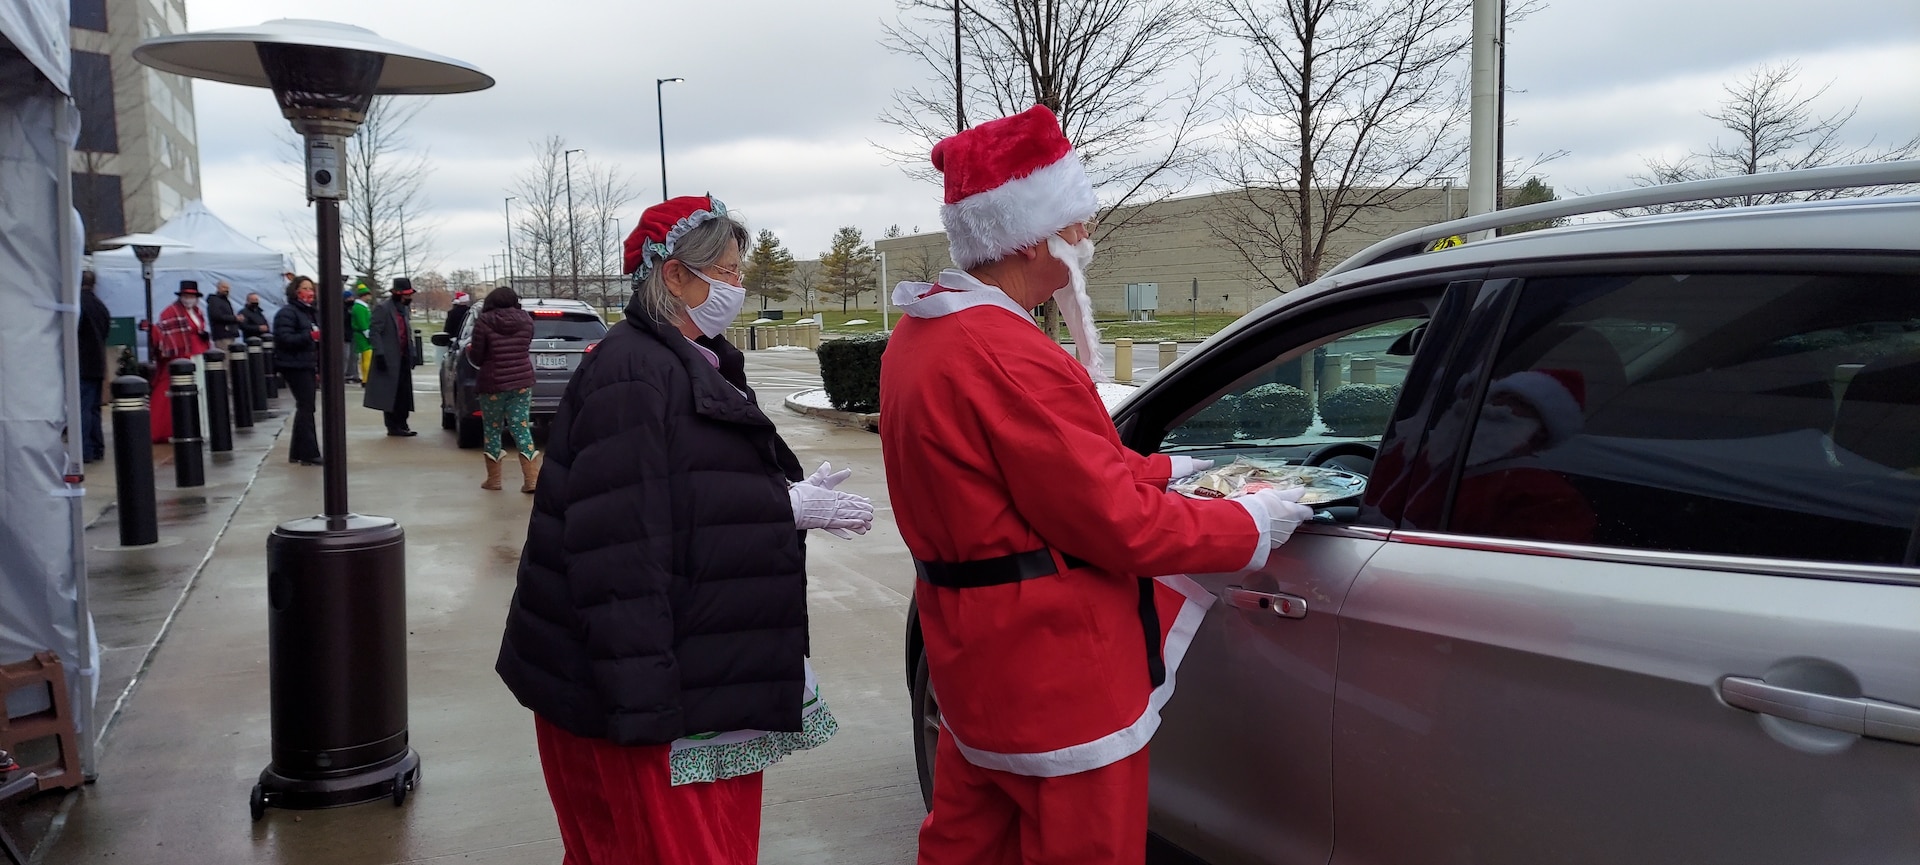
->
xmin=182 ymin=0 xmax=1919 ymax=278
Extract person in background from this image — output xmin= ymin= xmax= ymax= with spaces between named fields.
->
xmin=273 ymin=276 xmax=323 ymax=466
xmin=240 ymin=292 xmax=271 ymax=339
xmin=341 ymin=288 xmax=361 ymax=385
xmin=496 ymin=195 xmax=875 ymax=864
xmin=468 ymin=286 xmax=539 ymax=492
xmin=207 ymin=280 xmax=241 ymax=345
xmin=364 ymin=278 xmax=417 ymax=436
xmin=151 ymin=280 xmax=213 ymax=443
xmin=443 ymin=290 xmax=472 ymax=341
xmin=77 ymin=271 xmax=112 ymax=462
xmin=879 ymin=106 xmax=1313 ymax=865
xmin=352 ymin=284 xmax=374 ymax=385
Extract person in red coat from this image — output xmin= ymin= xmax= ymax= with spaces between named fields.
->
xmin=879 ymin=105 xmax=1317 ymax=865
xmin=149 ymin=280 xmax=213 ymax=442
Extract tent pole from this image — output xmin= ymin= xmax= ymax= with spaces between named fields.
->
xmin=57 ymin=97 xmax=100 ymax=778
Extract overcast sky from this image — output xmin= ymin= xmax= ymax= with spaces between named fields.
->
xmin=180 ymin=0 xmax=1919 ymax=278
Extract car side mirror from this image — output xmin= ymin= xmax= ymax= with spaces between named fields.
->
xmin=430 ymin=332 xmax=451 ymax=347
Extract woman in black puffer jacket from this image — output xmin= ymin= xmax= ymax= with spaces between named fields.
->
xmin=271 ymin=276 xmax=322 ymax=466
xmin=496 ymin=196 xmax=876 ymax=864
xmin=468 ymin=286 xmax=537 ymax=491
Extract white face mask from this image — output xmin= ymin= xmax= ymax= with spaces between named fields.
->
xmin=686 ymin=268 xmax=747 ymax=339
xmin=1466 ymin=404 xmax=1543 ymax=465
xmin=181 ymin=297 xmax=199 ymax=308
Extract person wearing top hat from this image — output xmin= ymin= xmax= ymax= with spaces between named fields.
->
xmin=364 ymin=278 xmax=418 ymax=435
xmin=877 ymin=106 xmax=1316 ymax=865
xmin=150 ymin=279 xmax=214 ymax=442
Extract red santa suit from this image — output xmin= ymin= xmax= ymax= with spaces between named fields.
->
xmin=882 ymin=270 xmax=1263 ymax=865
xmin=150 ymin=294 xmax=211 ymax=442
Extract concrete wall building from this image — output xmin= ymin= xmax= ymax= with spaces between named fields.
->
xmin=69 ymin=0 xmax=202 ymax=248
xmin=875 ymin=186 xmax=1469 ymax=317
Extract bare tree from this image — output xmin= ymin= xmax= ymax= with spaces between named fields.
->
xmin=1634 ymin=62 xmax=1919 ymax=211
xmin=881 ymin=0 xmax=1218 ymax=335
xmin=511 ymin=137 xmax=571 ymax=298
xmin=580 ymin=163 xmax=639 ymax=310
xmin=1204 ymin=0 xmax=1473 ymax=293
xmin=789 ymin=260 xmax=823 ymax=315
xmin=340 ymin=97 xmax=436 ymax=286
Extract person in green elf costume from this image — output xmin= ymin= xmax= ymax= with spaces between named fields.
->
xmin=351 ymin=283 xmax=374 ymax=385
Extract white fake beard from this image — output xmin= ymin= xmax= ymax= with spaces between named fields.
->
xmin=1465 ymin=406 xmax=1542 ymax=466
xmin=1045 ymin=235 xmax=1108 ymax=382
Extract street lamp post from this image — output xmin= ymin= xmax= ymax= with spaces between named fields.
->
xmin=504 ymin=196 xmax=517 ymax=290
xmin=656 ymin=77 xmax=683 ymax=201
xmin=133 ymin=18 xmax=493 ymax=820
xmin=564 ymin=148 xmax=583 ymax=301
xmin=101 ymin=232 xmax=190 ymax=367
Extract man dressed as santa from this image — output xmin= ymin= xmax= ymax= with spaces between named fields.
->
xmin=879 ymin=106 xmax=1317 ymax=865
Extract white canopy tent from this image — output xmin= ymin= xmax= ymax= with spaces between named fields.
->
xmin=0 ymin=0 xmax=97 ymax=772
xmin=92 ymin=199 xmax=293 ymax=350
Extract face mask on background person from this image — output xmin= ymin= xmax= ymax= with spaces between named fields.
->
xmin=686 ymin=267 xmax=748 ymax=339
xmin=182 ymin=297 xmax=199 ymax=308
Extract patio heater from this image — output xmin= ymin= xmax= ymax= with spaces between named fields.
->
xmin=99 ymin=232 xmax=190 ymax=367
xmin=132 ymin=20 xmax=493 ymax=819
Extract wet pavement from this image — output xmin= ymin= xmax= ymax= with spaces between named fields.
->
xmin=24 ymin=352 xmax=925 ymax=864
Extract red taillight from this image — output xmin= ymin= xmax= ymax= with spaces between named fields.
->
xmin=531 ymin=309 xmax=565 ymax=317
xmin=585 ymin=341 xmax=598 ymax=354
xmin=470 ymin=410 xmax=482 ymax=417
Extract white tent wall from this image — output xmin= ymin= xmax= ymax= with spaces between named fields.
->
xmin=1 ymin=0 xmax=99 ymax=775
xmin=91 ymin=200 xmax=292 ymax=357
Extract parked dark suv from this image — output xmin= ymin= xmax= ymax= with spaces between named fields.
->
xmin=432 ymin=297 xmax=606 ymax=448
xmin=905 ymin=162 xmax=1920 ymax=864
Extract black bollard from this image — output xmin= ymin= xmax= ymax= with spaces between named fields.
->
xmin=168 ymin=358 xmax=205 ymax=488
xmin=230 ymin=341 xmax=255 ymax=431
xmin=111 ymin=376 xmax=158 ymax=546
xmin=205 ymin=350 xmax=234 ymax=453
xmin=412 ymin=330 xmax=424 ymax=368
xmin=263 ymin=341 xmax=281 ymax=399
xmin=247 ymin=337 xmax=269 ymax=415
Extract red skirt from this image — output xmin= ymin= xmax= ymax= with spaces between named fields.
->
xmin=534 ymin=715 xmax=765 ymax=865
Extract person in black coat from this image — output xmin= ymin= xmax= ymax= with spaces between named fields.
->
xmin=495 ymin=196 xmax=874 ymax=864
xmin=76 ymin=271 xmax=112 ymax=462
xmin=206 ymin=280 xmax=241 ymax=343
xmin=239 ymin=292 xmax=272 ymax=339
xmin=272 ymin=276 xmax=323 ymax=465
xmin=363 ymin=278 xmax=416 ymax=435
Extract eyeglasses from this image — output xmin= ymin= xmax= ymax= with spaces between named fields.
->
xmin=706 ymin=263 xmax=745 ymax=282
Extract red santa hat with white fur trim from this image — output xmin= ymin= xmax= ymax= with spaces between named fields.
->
xmin=932 ymin=106 xmax=1098 ymax=269
xmin=1486 ymin=369 xmax=1587 ymax=444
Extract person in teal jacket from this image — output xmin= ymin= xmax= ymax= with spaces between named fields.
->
xmin=351 ymin=284 xmax=374 ymax=385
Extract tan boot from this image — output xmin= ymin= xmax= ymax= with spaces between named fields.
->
xmin=482 ymin=455 xmax=502 ymax=490
xmin=518 ymin=451 xmax=542 ymax=493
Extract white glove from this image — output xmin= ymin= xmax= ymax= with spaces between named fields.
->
xmin=807 ymin=461 xmax=854 ymax=490
xmin=790 ymin=479 xmax=873 ymax=538
xmin=1235 ymin=486 xmax=1315 ymax=569
xmin=1167 ymin=456 xmax=1214 ymax=483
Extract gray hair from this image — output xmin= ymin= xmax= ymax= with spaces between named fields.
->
xmin=632 ymin=215 xmax=749 ymax=326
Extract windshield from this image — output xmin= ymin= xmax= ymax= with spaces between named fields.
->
xmin=532 ymin=315 xmax=606 ymax=342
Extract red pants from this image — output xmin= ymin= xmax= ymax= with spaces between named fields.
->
xmin=534 ymin=715 xmax=764 ymax=865
xmin=917 ymin=730 xmax=1150 ymax=865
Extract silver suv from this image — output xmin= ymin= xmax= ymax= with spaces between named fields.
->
xmin=432 ymin=297 xmax=607 ymax=448
xmin=905 ymin=162 xmax=1920 ymax=863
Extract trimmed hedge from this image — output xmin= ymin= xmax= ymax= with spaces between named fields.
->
xmin=817 ymin=333 xmax=889 ymax=412
xmin=1319 ymin=383 xmax=1399 ymax=436
xmin=1169 ymin=393 xmax=1241 ymax=444
xmin=1237 ymin=383 xmax=1313 ymax=439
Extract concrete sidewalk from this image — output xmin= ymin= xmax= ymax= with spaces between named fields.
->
xmin=35 ymin=356 xmax=925 ymax=863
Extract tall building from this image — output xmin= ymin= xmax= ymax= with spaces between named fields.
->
xmin=68 ymin=0 xmax=202 ymax=249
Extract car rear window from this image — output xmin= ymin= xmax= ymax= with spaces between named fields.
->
xmin=1447 ymin=269 xmax=1920 ymax=565
xmin=531 ymin=313 xmax=606 ymax=342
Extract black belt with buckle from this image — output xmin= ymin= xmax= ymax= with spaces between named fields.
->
xmin=913 ymin=548 xmax=1093 ymax=589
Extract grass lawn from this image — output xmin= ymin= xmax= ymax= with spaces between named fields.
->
xmin=1093 ymin=313 xmax=1249 ymax=343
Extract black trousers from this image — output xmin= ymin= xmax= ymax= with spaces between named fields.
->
xmin=384 ymin=410 xmax=411 ymax=432
xmin=281 ymin=366 xmax=320 ymax=462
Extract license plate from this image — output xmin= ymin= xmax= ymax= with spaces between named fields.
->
xmin=534 ymin=353 xmax=569 ymax=370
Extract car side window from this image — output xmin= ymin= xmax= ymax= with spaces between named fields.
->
xmin=1161 ymin=317 xmax=1426 ymax=469
xmin=1447 ymin=269 xmax=1920 ymax=565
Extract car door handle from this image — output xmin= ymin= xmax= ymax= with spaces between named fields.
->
xmin=1223 ymin=586 xmax=1307 ymax=619
xmin=1720 ymin=676 xmax=1920 ymax=745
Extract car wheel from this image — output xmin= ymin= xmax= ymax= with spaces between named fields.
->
xmin=456 ymin=415 xmax=482 ymax=449
xmin=441 ymin=410 xmax=455 ymax=431
xmin=910 ymin=649 xmax=939 ymax=811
